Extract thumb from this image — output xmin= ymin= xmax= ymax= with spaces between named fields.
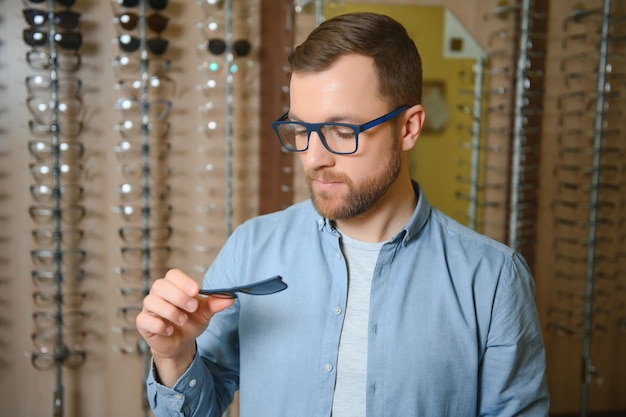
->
xmin=195 ymin=295 xmax=236 ymax=324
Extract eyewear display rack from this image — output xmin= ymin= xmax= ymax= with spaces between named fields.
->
xmin=554 ymin=1 xmax=624 ymax=415
xmin=110 ymin=1 xmax=173 ymax=416
xmin=24 ymin=1 xmax=87 ymax=417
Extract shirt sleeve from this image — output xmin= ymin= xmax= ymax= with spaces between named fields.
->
xmin=478 ymin=253 xmax=550 ymax=416
xmin=146 ymin=351 xmax=229 ymax=417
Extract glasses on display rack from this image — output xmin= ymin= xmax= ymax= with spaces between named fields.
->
xmin=116 ymin=34 xmax=169 ymax=56
xmin=31 ymin=268 xmax=86 ymax=289
xmin=28 ymin=140 xmax=84 ymax=163
xmin=28 ymin=204 xmax=86 ymax=226
xmin=114 ymin=75 xmax=176 ymax=98
xmin=113 ymin=266 xmax=169 ymax=284
xmin=26 ymin=95 xmax=85 ymax=124
xmin=29 ymin=162 xmax=84 ymax=183
xmin=119 ymin=182 xmax=171 ymax=201
xmin=114 ymin=0 xmax=169 ymax=11
xmin=27 ymin=0 xmax=77 ymax=6
xmin=23 ymin=29 xmax=83 ymax=51
xmin=30 ymin=184 xmax=84 ymax=204
xmin=32 ymin=310 xmax=88 ymax=331
xmin=29 ymin=345 xmax=86 ymax=371
xmin=113 ymin=204 xmax=173 ymax=223
xmin=30 ymin=248 xmax=86 ymax=267
xmin=26 ymin=50 xmax=82 ymax=72
xmin=22 ymin=8 xmax=81 ymax=30
xmin=31 ymin=229 xmax=85 ymax=247
xmin=114 ymin=119 xmax=170 ymax=140
xmin=118 ymin=225 xmax=173 ymax=244
xmin=113 ymin=139 xmax=171 ymax=161
xmin=29 ymin=119 xmax=84 ymax=137
xmin=26 ymin=75 xmax=83 ymax=96
xmin=117 ymin=161 xmax=172 ymax=181
xmin=113 ymin=11 xmax=169 ymax=33
xmin=32 ymin=290 xmax=88 ymax=308
xmin=114 ymin=97 xmax=172 ymax=120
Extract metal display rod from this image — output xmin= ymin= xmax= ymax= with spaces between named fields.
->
xmin=580 ymin=1 xmax=611 ymax=415
xmin=507 ymin=0 xmax=532 ymax=250
xmin=467 ymin=58 xmax=486 ymax=230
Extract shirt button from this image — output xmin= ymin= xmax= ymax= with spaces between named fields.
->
xmin=336 ymin=252 xmax=341 ymax=259
xmin=324 ymin=363 xmax=333 ymax=372
xmin=333 ymin=306 xmax=342 ymax=315
xmin=174 ymin=393 xmax=183 ymax=400
xmin=189 ymin=379 xmax=197 ymax=387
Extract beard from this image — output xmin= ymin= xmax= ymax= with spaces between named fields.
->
xmin=305 ymin=138 xmax=402 ymax=220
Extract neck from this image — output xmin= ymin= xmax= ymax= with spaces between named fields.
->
xmin=334 ymin=175 xmax=417 ymax=243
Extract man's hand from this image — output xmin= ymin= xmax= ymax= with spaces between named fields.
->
xmin=136 ymin=269 xmax=235 ymax=387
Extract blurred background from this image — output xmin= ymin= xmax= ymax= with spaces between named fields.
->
xmin=0 ymin=0 xmax=624 ymax=416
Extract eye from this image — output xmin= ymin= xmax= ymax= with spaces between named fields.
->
xmin=326 ymin=125 xmax=356 ymax=141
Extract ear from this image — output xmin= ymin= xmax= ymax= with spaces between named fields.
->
xmin=400 ymin=104 xmax=426 ymax=152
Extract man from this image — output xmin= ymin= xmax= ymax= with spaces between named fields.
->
xmin=137 ymin=12 xmax=549 ymax=417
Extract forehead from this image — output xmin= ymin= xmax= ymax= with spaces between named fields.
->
xmin=289 ymin=54 xmax=386 ymax=121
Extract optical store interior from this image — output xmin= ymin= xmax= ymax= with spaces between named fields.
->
xmin=0 ymin=0 xmax=625 ymax=416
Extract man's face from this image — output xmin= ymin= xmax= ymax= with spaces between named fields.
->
xmin=289 ymin=54 xmax=403 ymax=220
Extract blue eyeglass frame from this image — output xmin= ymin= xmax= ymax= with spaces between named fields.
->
xmin=272 ymin=105 xmax=411 ymax=155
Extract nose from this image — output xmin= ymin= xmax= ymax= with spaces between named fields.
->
xmin=300 ymin=130 xmax=335 ymax=169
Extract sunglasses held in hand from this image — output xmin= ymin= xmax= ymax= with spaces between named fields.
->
xmin=199 ymin=276 xmax=287 ymax=298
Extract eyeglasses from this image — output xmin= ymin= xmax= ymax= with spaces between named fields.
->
xmin=115 ymin=97 xmax=172 ymax=120
xmin=23 ymin=9 xmax=81 ymax=30
xmin=117 ymin=162 xmax=171 ymax=181
xmin=115 ymin=0 xmax=168 ymax=11
xmin=113 ymin=11 xmax=169 ymax=33
xmin=117 ymin=34 xmax=168 ymax=55
xmin=28 ymin=140 xmax=84 ymax=163
xmin=32 ymin=290 xmax=88 ymax=308
xmin=118 ymin=225 xmax=172 ymax=244
xmin=272 ymin=105 xmax=410 ymax=155
xmin=119 ymin=183 xmax=171 ymax=201
xmin=28 ymin=0 xmax=76 ymax=6
xmin=23 ymin=29 xmax=83 ymax=51
xmin=27 ymin=95 xmax=84 ymax=123
xmin=29 ymin=162 xmax=83 ymax=183
xmin=30 ymin=184 xmax=84 ymax=203
xmin=31 ymin=330 xmax=87 ymax=353
xmin=29 ymin=204 xmax=86 ymax=225
xmin=32 ymin=310 xmax=88 ymax=331
xmin=121 ymin=246 xmax=171 ymax=263
xmin=29 ymin=119 xmax=84 ymax=137
xmin=113 ymin=266 xmax=169 ymax=283
xmin=30 ymin=345 xmax=86 ymax=371
xmin=32 ymin=268 xmax=85 ymax=289
xmin=26 ymin=50 xmax=81 ymax=72
xmin=113 ymin=140 xmax=171 ymax=162
xmin=113 ymin=204 xmax=172 ymax=222
xmin=26 ymin=75 xmax=82 ymax=96
xmin=200 ymin=38 xmax=252 ymax=57
xmin=32 ymin=228 xmax=84 ymax=247
xmin=30 ymin=248 xmax=86 ymax=267
xmin=114 ymin=75 xmax=176 ymax=98
xmin=114 ymin=119 xmax=170 ymax=140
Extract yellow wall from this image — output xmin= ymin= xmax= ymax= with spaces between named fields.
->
xmin=324 ymin=4 xmax=476 ymax=223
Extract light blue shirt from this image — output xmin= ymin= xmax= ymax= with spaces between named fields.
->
xmin=147 ymin=182 xmax=549 ymax=417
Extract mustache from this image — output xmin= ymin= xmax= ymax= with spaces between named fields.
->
xmin=305 ymin=168 xmax=349 ymax=183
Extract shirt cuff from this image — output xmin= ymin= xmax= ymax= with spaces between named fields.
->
xmin=146 ymin=351 xmax=205 ymax=414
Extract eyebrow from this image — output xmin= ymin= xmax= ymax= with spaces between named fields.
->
xmin=288 ymin=112 xmax=363 ymax=124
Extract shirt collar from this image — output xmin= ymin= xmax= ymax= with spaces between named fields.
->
xmin=314 ymin=180 xmax=431 ymax=245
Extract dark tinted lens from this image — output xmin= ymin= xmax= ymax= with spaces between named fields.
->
xmin=118 ymin=35 xmax=141 ymax=53
xmin=54 ymin=11 xmax=81 ymax=30
xmin=117 ymin=12 xmax=139 ymax=30
xmin=117 ymin=0 xmax=140 ymax=7
xmin=23 ymin=28 xmax=48 ymax=47
xmin=147 ymin=13 xmax=169 ymax=33
xmin=23 ymin=9 xmax=47 ymax=27
xmin=54 ymin=32 xmax=82 ymax=50
xmin=207 ymin=38 xmax=226 ymax=55
xmin=56 ymin=0 xmax=76 ymax=6
xmin=148 ymin=0 xmax=168 ymax=10
xmin=147 ymin=38 xmax=169 ymax=55
xmin=234 ymin=39 xmax=252 ymax=57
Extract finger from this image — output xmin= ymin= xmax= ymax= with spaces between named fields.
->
xmin=164 ymin=269 xmax=200 ymax=297
xmin=136 ymin=308 xmax=174 ymax=337
xmin=151 ymin=276 xmax=198 ymax=313
xmin=195 ymin=295 xmax=236 ymax=322
xmin=143 ymin=292 xmax=190 ymax=327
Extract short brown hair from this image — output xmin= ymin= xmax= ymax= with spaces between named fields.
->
xmin=288 ymin=12 xmax=423 ymax=108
